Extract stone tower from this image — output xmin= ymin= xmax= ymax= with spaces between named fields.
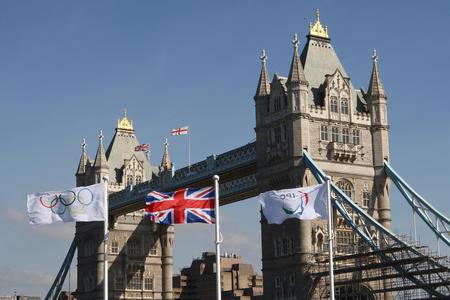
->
xmin=74 ymin=111 xmax=174 ymax=300
xmin=254 ymin=10 xmax=391 ymax=299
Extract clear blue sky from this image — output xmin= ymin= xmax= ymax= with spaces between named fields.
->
xmin=1 ymin=0 xmax=450 ymax=297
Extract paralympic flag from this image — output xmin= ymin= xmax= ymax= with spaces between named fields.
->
xmin=258 ymin=183 xmax=328 ymax=224
xmin=27 ymin=183 xmax=107 ymax=225
xmin=145 ymin=187 xmax=215 ymax=224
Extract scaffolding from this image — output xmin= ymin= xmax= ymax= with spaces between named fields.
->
xmin=311 ymin=236 xmax=450 ymax=299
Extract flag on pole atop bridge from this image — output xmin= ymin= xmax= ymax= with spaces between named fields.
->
xmin=171 ymin=126 xmax=189 ymax=136
xmin=27 ymin=183 xmax=106 ymax=225
xmin=258 ymin=183 xmax=328 ymax=224
xmin=135 ymin=143 xmax=150 ymax=152
xmin=145 ymin=187 xmax=215 ymax=224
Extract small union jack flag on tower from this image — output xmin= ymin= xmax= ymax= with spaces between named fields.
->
xmin=134 ymin=144 xmax=150 ymax=152
xmin=171 ymin=126 xmax=189 ymax=136
xmin=145 ymin=187 xmax=215 ymax=224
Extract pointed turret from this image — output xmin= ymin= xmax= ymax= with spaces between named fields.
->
xmin=287 ymin=33 xmax=308 ymax=86
xmin=161 ymin=138 xmax=172 ymax=171
xmin=254 ymin=50 xmax=270 ymax=98
xmin=94 ymin=130 xmax=108 ymax=168
xmin=93 ymin=129 xmax=109 ymax=183
xmin=76 ymin=138 xmax=88 ymax=175
xmin=367 ymin=49 xmax=386 ymax=99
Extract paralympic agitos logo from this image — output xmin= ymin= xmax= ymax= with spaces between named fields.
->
xmin=281 ymin=191 xmax=309 ymax=216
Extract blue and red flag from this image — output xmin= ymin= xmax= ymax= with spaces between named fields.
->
xmin=145 ymin=187 xmax=215 ymax=224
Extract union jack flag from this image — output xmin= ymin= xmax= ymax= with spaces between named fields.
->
xmin=171 ymin=126 xmax=189 ymax=136
xmin=135 ymin=144 xmax=150 ymax=152
xmin=145 ymin=187 xmax=215 ymax=224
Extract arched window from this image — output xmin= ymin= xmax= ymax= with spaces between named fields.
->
xmin=341 ymin=98 xmax=349 ymax=114
xmin=336 ymin=179 xmax=354 ymax=199
xmin=144 ymin=274 xmax=154 ymax=290
xmin=342 ymin=128 xmax=350 ymax=144
xmin=114 ymin=276 xmax=124 ymax=290
xmin=128 ymin=237 xmax=141 ymax=256
xmin=126 ymin=175 xmax=133 ymax=186
xmin=135 ymin=175 xmax=142 ymax=185
xmin=127 ymin=265 xmax=142 ymax=290
xmin=320 ymin=125 xmax=328 ymax=141
xmin=330 ymin=97 xmax=338 ymax=113
xmin=111 ymin=240 xmax=119 ymax=254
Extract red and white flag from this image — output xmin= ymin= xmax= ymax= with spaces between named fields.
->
xmin=135 ymin=144 xmax=150 ymax=152
xmin=171 ymin=126 xmax=189 ymax=136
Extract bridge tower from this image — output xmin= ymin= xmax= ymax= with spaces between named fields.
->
xmin=254 ymin=10 xmax=391 ymax=299
xmin=74 ymin=111 xmax=174 ymax=300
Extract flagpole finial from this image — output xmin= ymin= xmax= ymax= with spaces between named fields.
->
xmin=82 ymin=138 xmax=86 ymax=150
xmin=213 ymin=175 xmax=220 ymax=181
xmin=98 ymin=129 xmax=104 ymax=143
xmin=372 ymin=48 xmax=378 ymax=63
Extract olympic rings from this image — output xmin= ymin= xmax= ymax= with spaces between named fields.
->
xmin=77 ymin=188 xmax=94 ymax=205
xmin=39 ymin=188 xmax=96 ymax=215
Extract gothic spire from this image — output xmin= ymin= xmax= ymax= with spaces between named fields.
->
xmin=93 ymin=129 xmax=108 ymax=169
xmin=76 ymin=138 xmax=87 ymax=175
xmin=287 ymin=33 xmax=308 ymax=86
xmin=367 ymin=49 xmax=386 ymax=99
xmin=161 ymin=138 xmax=172 ymax=171
xmin=255 ymin=49 xmax=271 ymax=98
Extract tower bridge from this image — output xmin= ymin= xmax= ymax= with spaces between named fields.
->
xmin=45 ymin=10 xmax=450 ymax=300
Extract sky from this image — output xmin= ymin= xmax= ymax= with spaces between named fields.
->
xmin=0 ymin=0 xmax=450 ymax=297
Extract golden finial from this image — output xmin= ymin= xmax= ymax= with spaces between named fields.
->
xmin=117 ymin=108 xmax=134 ymax=131
xmin=309 ymin=9 xmax=329 ymax=39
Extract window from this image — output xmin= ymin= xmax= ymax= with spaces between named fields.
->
xmin=127 ymin=266 xmax=142 ymax=290
xmin=111 ymin=241 xmax=119 ymax=254
xmin=275 ymin=276 xmax=281 ymax=288
xmin=320 ymin=125 xmax=328 ymax=141
xmin=275 ymin=289 xmax=283 ymax=300
xmin=283 ymin=124 xmax=287 ymax=141
xmin=144 ymin=276 xmax=154 ymax=290
xmin=336 ymin=180 xmax=353 ymax=198
xmin=126 ymin=175 xmax=133 ymax=187
xmin=352 ymin=129 xmax=360 ymax=145
xmin=114 ymin=276 xmax=124 ymax=290
xmin=331 ymin=127 xmax=340 ymax=142
xmin=128 ymin=238 xmax=141 ymax=256
xmin=135 ymin=175 xmax=142 ymax=185
xmin=283 ymin=238 xmax=289 ymax=255
xmin=274 ymin=96 xmax=282 ymax=111
xmin=342 ymin=128 xmax=350 ymax=144
xmin=341 ymin=98 xmax=349 ymax=114
xmin=275 ymin=127 xmax=282 ymax=143
xmin=287 ymin=288 xmax=296 ymax=300
xmin=336 ymin=230 xmax=353 ymax=253
xmin=362 ymin=192 xmax=371 ymax=208
xmin=289 ymin=274 xmax=296 ymax=286
xmin=294 ymin=92 xmax=300 ymax=111
xmin=150 ymin=245 xmax=157 ymax=256
xmin=84 ymin=276 xmax=95 ymax=291
xmin=330 ymin=97 xmax=338 ymax=113
xmin=274 ymin=238 xmax=282 ymax=257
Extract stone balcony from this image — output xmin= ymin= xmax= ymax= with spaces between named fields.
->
xmin=319 ymin=141 xmax=363 ymax=162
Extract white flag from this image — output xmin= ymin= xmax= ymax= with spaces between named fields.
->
xmin=258 ymin=183 xmax=328 ymax=224
xmin=27 ymin=183 xmax=106 ymax=225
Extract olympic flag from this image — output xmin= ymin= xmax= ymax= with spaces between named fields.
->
xmin=258 ymin=183 xmax=328 ymax=224
xmin=27 ymin=183 xmax=107 ymax=224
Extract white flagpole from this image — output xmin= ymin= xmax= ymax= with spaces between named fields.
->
xmin=188 ymin=129 xmax=191 ymax=173
xmin=213 ymin=175 xmax=222 ymax=300
xmin=102 ymin=176 xmax=109 ymax=300
xmin=326 ymin=176 xmax=335 ymax=300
